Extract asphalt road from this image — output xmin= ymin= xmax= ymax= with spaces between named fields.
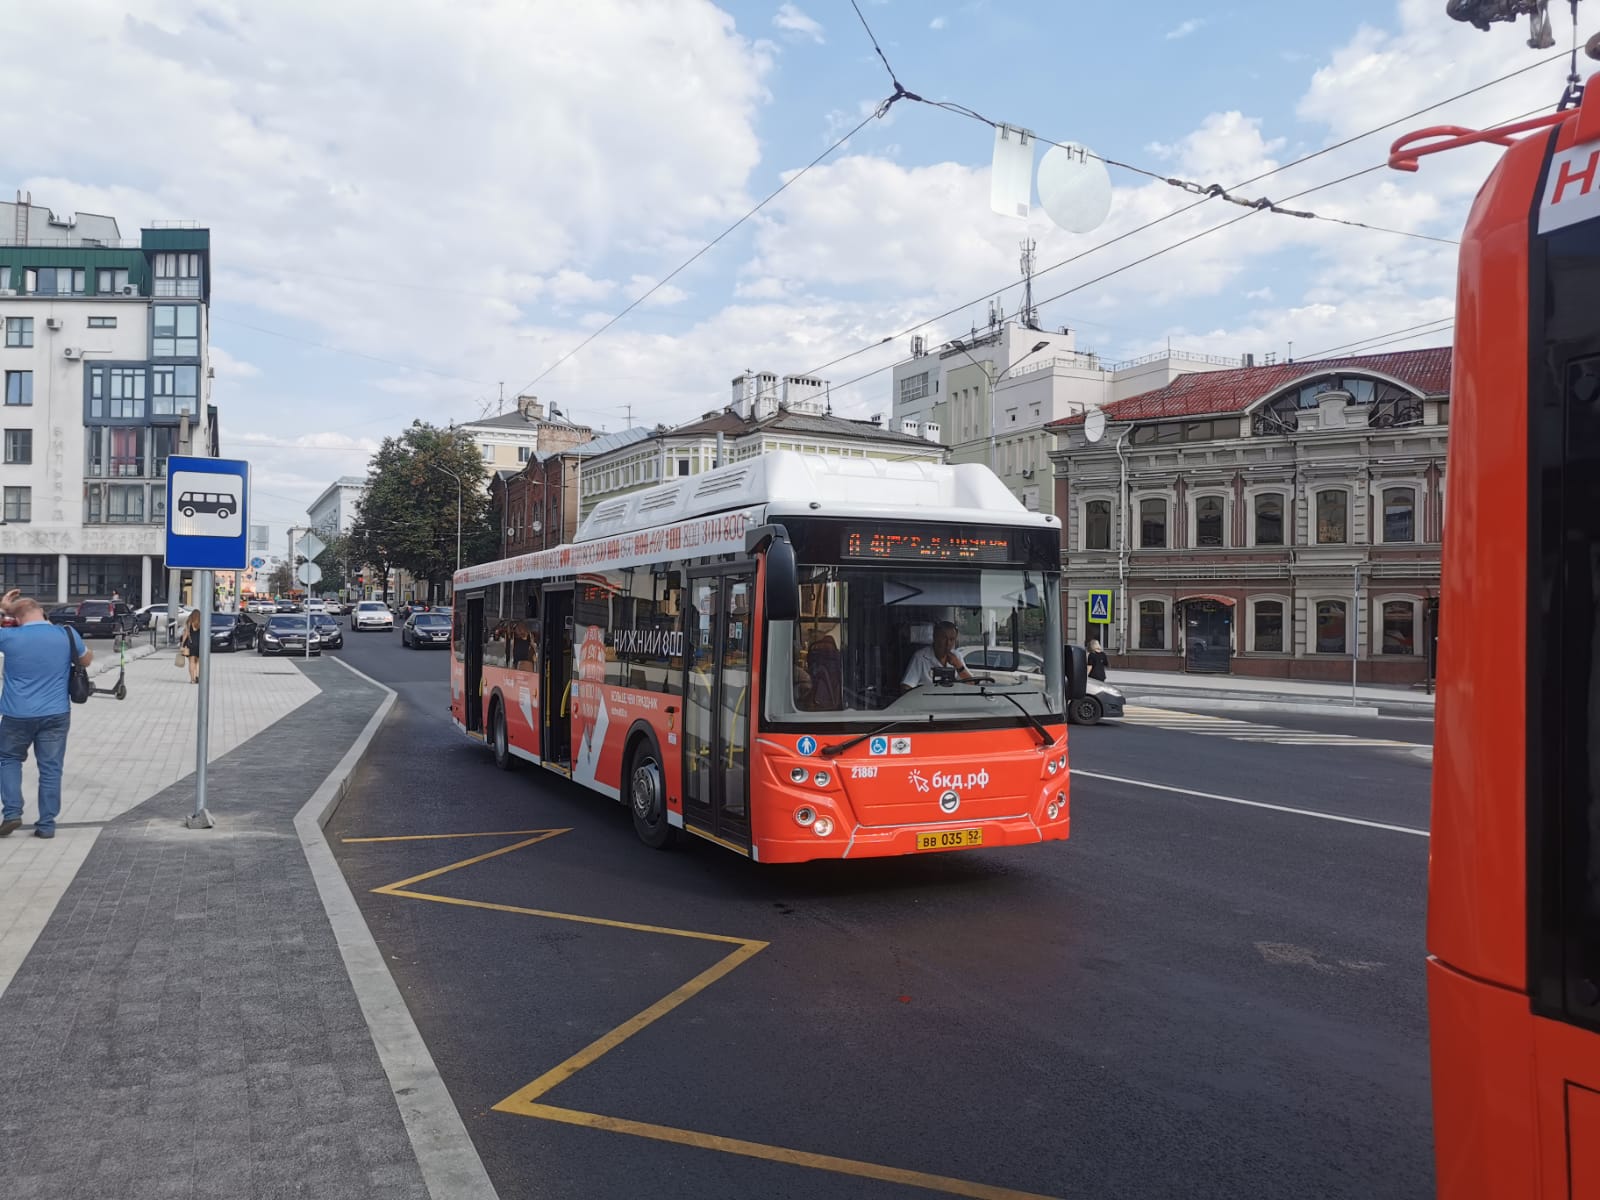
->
xmin=327 ymin=626 xmax=1434 ymax=1200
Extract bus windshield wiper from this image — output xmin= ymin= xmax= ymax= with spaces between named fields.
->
xmin=819 ymin=714 xmax=935 ymax=758
xmin=978 ymin=686 xmax=1053 ymax=746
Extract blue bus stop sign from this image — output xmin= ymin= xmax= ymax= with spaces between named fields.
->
xmin=250 ymin=556 xmax=265 ymax=570
xmin=166 ymin=455 xmax=251 ymax=570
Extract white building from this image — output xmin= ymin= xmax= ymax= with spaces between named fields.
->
xmin=890 ymin=321 xmax=1236 ymax=513
xmin=307 ymin=475 xmax=366 ymax=535
xmin=457 ymin=394 xmax=593 ymax=471
xmin=579 ymin=372 xmax=944 ymax=519
xmin=0 ymin=195 xmax=214 ymax=605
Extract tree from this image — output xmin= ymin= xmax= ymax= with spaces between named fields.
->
xmin=350 ymin=421 xmax=495 ymax=601
xmin=314 ymin=532 xmax=352 ymax=594
xmin=267 ymin=559 xmax=294 ymax=596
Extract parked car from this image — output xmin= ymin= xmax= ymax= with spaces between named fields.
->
xmin=208 ymin=612 xmax=258 ymax=652
xmin=956 ymin=643 xmax=1125 ymax=725
xmin=351 ymin=600 xmax=394 ymax=631
xmin=1069 ymin=677 xmax=1126 ymax=726
xmin=69 ymin=599 xmax=136 ymax=638
xmin=311 ymin=614 xmax=344 ymax=650
xmin=256 ymin=614 xmax=320 ymax=656
xmin=45 ymin=603 xmax=79 ymax=626
xmin=401 ymin=611 xmax=452 ymax=649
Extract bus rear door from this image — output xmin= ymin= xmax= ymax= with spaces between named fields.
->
xmin=683 ymin=569 xmax=754 ymax=852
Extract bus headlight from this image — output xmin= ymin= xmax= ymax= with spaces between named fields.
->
xmin=1046 ymin=759 xmax=1058 ymax=775
xmin=790 ymin=767 xmax=809 ymax=783
xmin=813 ymin=771 xmax=831 ymax=787
xmin=1057 ymin=754 xmax=1067 ymax=770
xmin=813 ymin=816 xmax=834 ymax=837
xmin=794 ymin=806 xmax=816 ymax=827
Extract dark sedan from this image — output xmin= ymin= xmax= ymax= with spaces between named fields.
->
xmin=46 ymin=604 xmax=79 ymax=626
xmin=70 ymin=599 xmax=136 ymax=638
xmin=312 ymin=614 xmax=344 ymax=650
xmin=256 ymin=615 xmax=321 ymax=657
xmin=208 ymin=612 xmax=258 ymax=652
xmin=401 ymin=612 xmax=452 ymax=649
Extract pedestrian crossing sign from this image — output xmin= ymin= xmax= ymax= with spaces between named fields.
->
xmin=1087 ymin=589 xmax=1113 ymax=624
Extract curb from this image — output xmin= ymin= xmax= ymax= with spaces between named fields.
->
xmin=1126 ymin=693 xmax=1385 ymax=718
xmin=91 ymin=642 xmax=158 ymax=677
xmin=294 ymin=658 xmax=500 ymax=1200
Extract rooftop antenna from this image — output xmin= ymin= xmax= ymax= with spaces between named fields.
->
xmin=1019 ymin=238 xmax=1039 ymax=330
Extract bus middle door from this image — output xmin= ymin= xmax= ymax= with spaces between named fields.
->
xmin=683 ymin=569 xmax=754 ymax=851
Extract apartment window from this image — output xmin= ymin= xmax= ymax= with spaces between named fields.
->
xmin=5 ymin=371 xmax=31 ymax=406
xmin=5 ymin=317 xmax=32 ymax=347
xmin=1254 ymin=492 xmax=1284 ymax=546
xmin=481 ymin=445 xmax=494 ymax=462
xmin=1194 ymin=495 xmax=1225 ymax=547
xmin=109 ymin=427 xmax=145 ymax=477
xmin=1382 ymin=487 xmax=1415 ymax=543
xmin=104 ymin=483 xmax=146 ymax=524
xmin=108 ymin=367 xmax=146 ymax=418
xmin=1138 ymin=600 xmax=1167 ymax=649
xmin=677 ymin=460 xmax=690 ymax=476
xmin=95 ymin=268 xmax=130 ymax=295
xmin=33 ymin=268 xmax=85 ymax=296
xmin=899 ymin=371 xmax=929 ymax=405
xmin=153 ymin=253 xmax=202 ymax=298
xmin=150 ymin=426 xmax=177 ymax=477
xmin=517 ymin=446 xmax=532 ymax=463
xmin=1139 ymin=497 xmax=1168 ymax=548
xmin=83 ymin=483 xmax=101 ymax=524
xmin=3 ymin=428 xmax=31 ymax=464
xmin=0 ymin=556 xmax=55 ymax=594
xmin=88 ymin=316 xmax=117 ymax=329
xmin=1253 ymin=600 xmax=1284 ymax=652
xmin=1382 ymin=600 xmax=1416 ymax=655
xmin=1083 ymin=500 xmax=1111 ymax=551
xmin=150 ymin=484 xmax=165 ymax=523
xmin=1315 ymin=600 xmax=1348 ymax=654
xmin=3 ymin=486 xmax=30 ymax=522
xmin=151 ymin=305 xmax=199 ymax=356
xmin=1315 ymin=489 xmax=1348 ymax=544
xmin=151 ymin=364 xmax=197 ymax=416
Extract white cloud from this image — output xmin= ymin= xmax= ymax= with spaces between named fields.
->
xmin=627 ymin=275 xmax=690 ymax=306
xmin=930 ymin=16 xmax=947 ymax=31
xmin=773 ymin=3 xmax=824 ymax=43
xmin=1166 ymin=18 xmax=1206 ymax=39
xmin=208 ymin=345 xmax=261 ymax=379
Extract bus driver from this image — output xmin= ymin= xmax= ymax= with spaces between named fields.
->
xmin=901 ymin=620 xmax=973 ymax=691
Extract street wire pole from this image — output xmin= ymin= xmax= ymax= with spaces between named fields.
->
xmin=1351 ymin=561 xmax=1361 ymax=705
xmin=188 ymin=568 xmax=216 ymax=829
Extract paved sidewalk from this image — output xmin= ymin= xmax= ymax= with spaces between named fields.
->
xmin=1109 ymin=667 xmax=1435 ymax=715
xmin=0 ymin=655 xmax=444 ymax=1199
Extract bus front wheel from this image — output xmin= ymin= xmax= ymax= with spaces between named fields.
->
xmin=628 ymin=741 xmax=673 ymax=850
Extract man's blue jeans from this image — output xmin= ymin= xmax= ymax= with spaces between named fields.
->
xmin=0 ymin=713 xmax=71 ymax=832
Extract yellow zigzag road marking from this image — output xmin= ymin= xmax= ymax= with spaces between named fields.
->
xmin=344 ymin=828 xmax=1058 ymax=1200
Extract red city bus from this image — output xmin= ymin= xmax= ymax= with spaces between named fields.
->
xmin=1390 ymin=74 xmax=1600 ymax=1197
xmin=450 ymin=451 xmax=1070 ymax=863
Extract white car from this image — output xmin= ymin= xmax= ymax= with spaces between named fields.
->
xmin=305 ymin=599 xmax=326 ymax=615
xmin=351 ymin=600 xmax=394 ymax=631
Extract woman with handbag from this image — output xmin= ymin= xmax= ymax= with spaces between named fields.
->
xmin=179 ymin=609 xmax=202 ymax=684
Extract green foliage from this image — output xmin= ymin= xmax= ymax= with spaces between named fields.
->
xmin=314 ymin=532 xmax=352 ymax=594
xmin=267 ymin=560 xmax=294 ymax=596
xmin=349 ymin=421 xmax=494 ymax=599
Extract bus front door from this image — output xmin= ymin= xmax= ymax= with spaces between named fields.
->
xmin=683 ymin=570 xmax=753 ymax=851
xmin=465 ymin=594 xmax=485 ymax=734
xmin=543 ymin=586 xmax=573 ymax=770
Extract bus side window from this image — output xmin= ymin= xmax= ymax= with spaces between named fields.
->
xmin=510 ymin=580 xmax=538 ymax=672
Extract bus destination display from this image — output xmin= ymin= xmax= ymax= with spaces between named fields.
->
xmin=841 ymin=527 xmax=1014 ymax=563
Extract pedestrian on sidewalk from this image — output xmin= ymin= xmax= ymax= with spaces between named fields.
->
xmin=179 ymin=609 xmax=202 ymax=684
xmin=0 ymin=588 xmax=93 ymax=839
xmin=1086 ymin=639 xmax=1109 ymax=682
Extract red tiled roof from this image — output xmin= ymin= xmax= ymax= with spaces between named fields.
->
xmin=1048 ymin=346 xmax=1452 ymax=427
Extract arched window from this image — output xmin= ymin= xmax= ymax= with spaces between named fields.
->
xmin=1251 ymin=373 xmax=1421 ymax=435
xmin=1316 ymin=490 xmax=1347 ymax=544
xmin=1382 ymin=487 xmax=1415 ymax=543
xmin=1083 ymin=500 xmax=1111 ymax=551
xmin=1316 ymin=600 xmax=1348 ymax=654
xmin=1254 ymin=492 xmax=1284 ymax=546
xmin=1252 ymin=600 xmax=1284 ymax=652
xmin=1139 ymin=498 xmax=1168 ymax=548
xmin=1194 ymin=495 xmax=1225 ymax=547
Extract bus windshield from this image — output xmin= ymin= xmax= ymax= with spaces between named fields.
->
xmin=765 ymin=563 xmax=1063 ymax=725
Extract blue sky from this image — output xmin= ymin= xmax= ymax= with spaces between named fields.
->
xmin=0 ymin=0 xmax=1581 ymax=545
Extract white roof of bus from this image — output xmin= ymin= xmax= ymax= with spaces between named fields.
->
xmin=575 ymin=450 xmax=1054 ymax=543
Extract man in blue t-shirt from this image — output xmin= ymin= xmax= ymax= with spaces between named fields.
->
xmin=0 ymin=589 xmax=92 ymax=838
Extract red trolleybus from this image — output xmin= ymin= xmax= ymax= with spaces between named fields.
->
xmin=449 ymin=451 xmax=1069 ymax=863
xmin=1390 ymin=70 xmax=1600 ymax=1198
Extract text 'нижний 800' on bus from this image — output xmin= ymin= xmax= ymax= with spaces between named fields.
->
xmin=450 ymin=450 xmax=1071 ymax=864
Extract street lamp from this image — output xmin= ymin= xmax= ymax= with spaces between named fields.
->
xmin=429 ymin=462 xmax=463 ymax=592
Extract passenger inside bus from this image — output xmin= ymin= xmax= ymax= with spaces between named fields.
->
xmin=805 ymin=634 xmax=843 ymax=710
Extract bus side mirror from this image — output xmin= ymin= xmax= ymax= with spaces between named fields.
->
xmin=1065 ymin=644 xmax=1088 ymax=700
xmin=765 ymin=537 xmax=799 ymax=622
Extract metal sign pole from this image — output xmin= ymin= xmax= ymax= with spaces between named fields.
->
xmin=1351 ymin=562 xmax=1360 ymax=705
xmin=187 ymin=569 xmax=215 ymax=828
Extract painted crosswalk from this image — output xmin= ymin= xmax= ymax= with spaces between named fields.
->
xmin=1109 ymin=704 xmax=1425 ymax=749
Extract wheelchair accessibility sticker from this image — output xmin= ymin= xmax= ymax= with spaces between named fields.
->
xmin=869 ymin=736 xmax=889 ymax=756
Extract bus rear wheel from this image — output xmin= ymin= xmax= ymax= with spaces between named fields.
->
xmin=491 ymin=702 xmax=513 ymax=771
xmin=628 ymin=742 xmax=673 ymax=849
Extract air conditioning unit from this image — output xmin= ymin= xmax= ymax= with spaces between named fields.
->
xmin=45 ymin=317 xmax=62 ymax=331
xmin=118 ymin=285 xmax=136 ymax=296
xmin=62 ymin=346 xmax=82 ymax=360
